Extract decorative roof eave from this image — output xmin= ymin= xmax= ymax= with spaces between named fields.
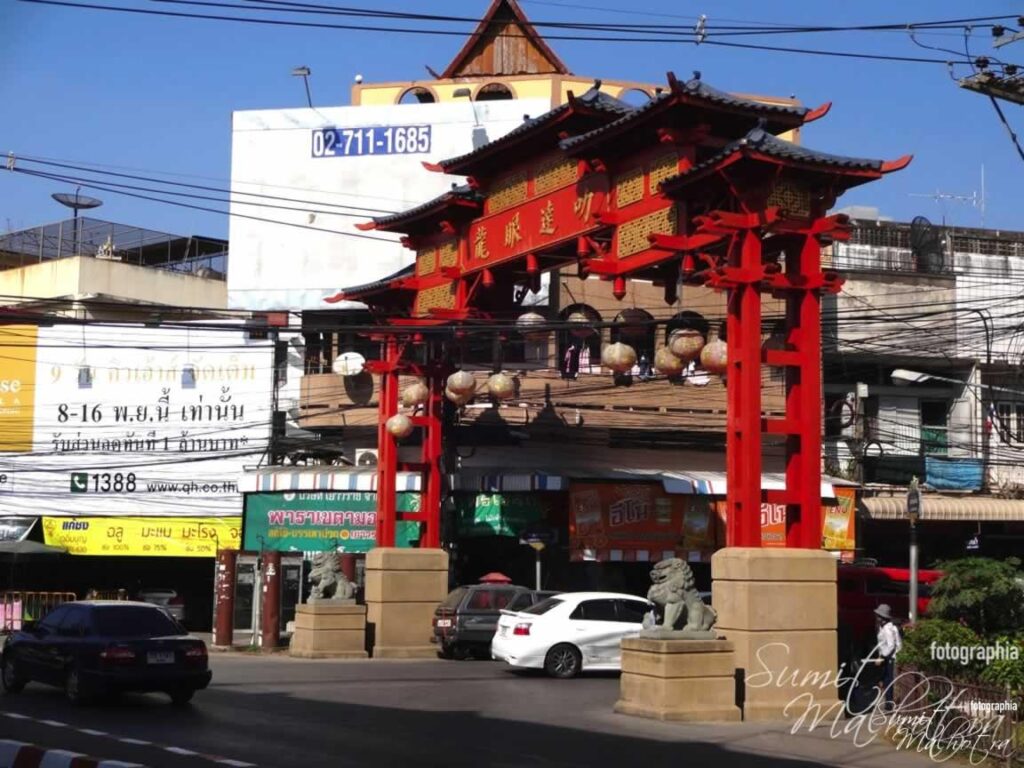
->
xmin=659 ymin=128 xmax=912 ymax=195
xmin=323 ymin=264 xmax=417 ymax=304
xmin=356 ymin=186 xmax=483 ymax=233
xmin=559 ymin=71 xmax=821 ymax=156
xmin=440 ymin=0 xmax=571 ymax=79
xmin=425 ymin=86 xmax=633 ymax=177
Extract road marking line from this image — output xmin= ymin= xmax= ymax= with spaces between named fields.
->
xmin=79 ymin=729 xmax=109 ymax=736
xmin=216 ymin=761 xmax=258 ymax=767
xmin=117 ymin=738 xmax=151 ymax=745
xmin=1 ymin=712 xmax=30 ymax=719
xmin=165 ymin=746 xmax=199 ymax=755
xmin=39 ymin=720 xmax=68 ymax=727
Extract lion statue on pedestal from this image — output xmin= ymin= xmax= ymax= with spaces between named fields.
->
xmin=646 ymin=557 xmax=717 ymax=633
xmin=308 ymin=551 xmax=355 ymax=602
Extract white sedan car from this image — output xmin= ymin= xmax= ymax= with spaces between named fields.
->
xmin=491 ymin=591 xmax=653 ymax=678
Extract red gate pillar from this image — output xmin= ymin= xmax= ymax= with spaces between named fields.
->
xmin=419 ymin=370 xmax=445 ymax=548
xmin=260 ymin=550 xmax=282 ymax=651
xmin=376 ymin=337 xmax=399 ymax=548
xmin=213 ymin=549 xmax=238 ymax=648
xmin=725 ymin=229 xmax=764 ymax=547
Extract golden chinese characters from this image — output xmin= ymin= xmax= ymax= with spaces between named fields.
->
xmin=474 ymin=227 xmax=490 ymax=260
xmin=504 ymin=213 xmax=522 ymax=249
xmin=574 ymin=191 xmax=594 ymax=222
xmin=539 ymin=200 xmax=556 ymax=235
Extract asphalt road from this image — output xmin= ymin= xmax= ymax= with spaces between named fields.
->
xmin=0 ymin=655 xmax=940 ymax=768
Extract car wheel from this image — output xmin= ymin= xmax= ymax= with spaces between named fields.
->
xmin=1 ymin=654 xmax=26 ymax=694
xmin=544 ymin=644 xmax=582 ymax=679
xmin=437 ymin=643 xmax=455 ymax=660
xmin=451 ymin=645 xmax=470 ymax=661
xmin=65 ymin=667 xmax=88 ymax=705
xmin=169 ymin=688 xmax=195 ymax=707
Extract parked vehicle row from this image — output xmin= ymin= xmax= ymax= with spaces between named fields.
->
xmin=431 ymin=584 xmax=559 ymax=659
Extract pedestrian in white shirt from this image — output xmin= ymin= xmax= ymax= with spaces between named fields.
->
xmin=873 ymin=603 xmax=901 ymax=711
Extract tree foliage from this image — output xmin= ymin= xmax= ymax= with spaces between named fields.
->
xmin=926 ymin=557 xmax=1024 ymax=636
xmin=900 ymin=619 xmax=984 ymax=678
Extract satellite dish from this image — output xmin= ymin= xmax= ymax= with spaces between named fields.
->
xmin=909 ymin=216 xmax=946 ymax=274
xmin=51 ymin=191 xmax=103 ymax=212
xmin=331 ymin=351 xmax=366 ymax=376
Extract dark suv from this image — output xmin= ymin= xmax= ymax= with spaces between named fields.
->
xmin=432 ymin=585 xmax=558 ymax=660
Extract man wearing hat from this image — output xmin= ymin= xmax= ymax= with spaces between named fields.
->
xmin=873 ymin=603 xmax=901 ymax=710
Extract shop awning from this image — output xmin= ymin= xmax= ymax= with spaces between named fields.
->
xmin=659 ymin=471 xmax=845 ymax=498
xmin=450 ymin=471 xmax=566 ymax=492
xmin=863 ymin=496 xmax=1024 ymax=522
xmin=240 ymin=468 xmax=422 ymax=493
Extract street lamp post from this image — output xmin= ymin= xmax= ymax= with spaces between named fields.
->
xmin=907 ymin=477 xmax=922 ymax=623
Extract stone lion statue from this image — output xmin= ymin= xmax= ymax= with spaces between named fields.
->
xmin=646 ymin=557 xmax=717 ymax=633
xmin=308 ymin=551 xmax=355 ymax=602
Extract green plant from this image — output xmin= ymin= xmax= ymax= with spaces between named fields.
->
xmin=978 ymin=634 xmax=1024 ymax=695
xmin=899 ymin=618 xmax=984 ymax=678
xmin=926 ymin=557 xmax=1024 ymax=636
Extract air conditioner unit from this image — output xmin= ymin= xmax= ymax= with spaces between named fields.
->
xmin=355 ymin=449 xmax=378 ymax=467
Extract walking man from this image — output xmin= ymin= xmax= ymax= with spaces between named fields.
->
xmin=873 ymin=603 xmax=901 ymax=711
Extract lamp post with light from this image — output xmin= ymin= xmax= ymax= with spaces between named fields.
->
xmin=906 ymin=476 xmax=922 ymax=623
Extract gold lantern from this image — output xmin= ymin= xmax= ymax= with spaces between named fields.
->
xmin=601 ymin=342 xmax=637 ymax=373
xmin=400 ymin=381 xmax=429 ymax=408
xmin=654 ymin=346 xmax=685 ymax=376
xmin=486 ymin=372 xmax=516 ymax=400
xmin=516 ymin=312 xmax=548 ymax=340
xmin=567 ymin=311 xmax=596 ymax=338
xmin=446 ymin=370 xmax=476 ymax=396
xmin=445 ymin=387 xmax=472 ymax=406
xmin=385 ymin=413 xmax=414 ymax=439
xmin=700 ymin=338 xmax=728 ymax=375
xmin=614 ymin=308 xmax=649 ymax=339
xmin=668 ymin=328 xmax=706 ymax=362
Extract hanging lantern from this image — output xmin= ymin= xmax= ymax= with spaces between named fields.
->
xmin=700 ymin=338 xmax=728 ymax=375
xmin=385 ymin=413 xmax=414 ymax=439
xmin=654 ymin=346 xmax=685 ymax=376
xmin=614 ymin=308 xmax=649 ymax=339
xmin=567 ymin=311 xmax=596 ymax=338
xmin=400 ymin=381 xmax=430 ymax=408
xmin=516 ymin=311 xmax=548 ymax=340
xmin=669 ymin=328 xmax=706 ymax=362
xmin=446 ymin=370 xmax=476 ymax=396
xmin=612 ymin=276 xmax=627 ymax=301
xmin=601 ymin=342 xmax=637 ymax=373
xmin=445 ymin=387 xmax=472 ymax=406
xmin=487 ymin=372 xmax=516 ymax=400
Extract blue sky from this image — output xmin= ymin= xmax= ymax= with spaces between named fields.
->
xmin=2 ymin=0 xmax=1020 ymax=239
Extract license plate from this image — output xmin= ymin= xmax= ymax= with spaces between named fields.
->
xmin=147 ymin=651 xmax=174 ymax=665
xmin=436 ymin=619 xmax=452 ymax=628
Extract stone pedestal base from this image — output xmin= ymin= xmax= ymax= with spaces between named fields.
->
xmin=712 ymin=547 xmax=840 ymax=721
xmin=365 ymin=548 xmax=449 ymax=659
xmin=615 ymin=638 xmax=742 ymax=722
xmin=289 ymin=603 xmax=368 ymax=659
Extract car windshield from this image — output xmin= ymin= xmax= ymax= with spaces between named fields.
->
xmin=522 ymin=597 xmax=564 ymax=615
xmin=92 ymin=606 xmax=185 ymax=637
xmin=440 ymin=587 xmax=468 ymax=610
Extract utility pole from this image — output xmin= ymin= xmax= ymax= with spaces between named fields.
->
xmin=957 ymin=20 xmax=1024 ymax=161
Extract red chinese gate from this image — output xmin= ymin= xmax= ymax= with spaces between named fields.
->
xmin=333 ymin=72 xmax=909 ymax=550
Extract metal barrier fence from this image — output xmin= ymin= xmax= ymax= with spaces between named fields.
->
xmin=1 ymin=591 xmax=78 ymax=632
xmin=894 ymin=667 xmax=1022 ymax=766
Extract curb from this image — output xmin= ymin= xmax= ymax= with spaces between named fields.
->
xmin=0 ymin=740 xmax=143 ymax=767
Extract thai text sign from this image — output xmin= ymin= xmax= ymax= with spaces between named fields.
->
xmin=454 ymin=492 xmax=547 ymax=537
xmin=742 ymin=486 xmax=858 ymax=549
xmin=244 ymin=492 xmax=421 ymax=552
xmin=466 ymin=177 xmax=608 ymax=274
xmin=0 ymin=325 xmax=38 ymax=452
xmin=42 ymin=516 xmax=241 ymax=557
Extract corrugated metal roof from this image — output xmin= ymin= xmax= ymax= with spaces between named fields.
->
xmin=863 ymin=495 xmax=1024 ymax=521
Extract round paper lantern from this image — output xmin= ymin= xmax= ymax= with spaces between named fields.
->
xmin=516 ymin=312 xmax=548 ymax=340
xmin=446 ymin=370 xmax=476 ymax=396
xmin=567 ymin=311 xmax=596 ymax=338
xmin=700 ymin=338 xmax=728 ymax=375
xmin=654 ymin=346 xmax=685 ymax=376
xmin=614 ymin=309 xmax=649 ymax=339
xmin=400 ymin=381 xmax=429 ymax=408
xmin=487 ymin=372 xmax=516 ymax=400
xmin=445 ymin=387 xmax=472 ymax=406
xmin=601 ymin=342 xmax=637 ymax=373
xmin=668 ymin=328 xmax=706 ymax=362
xmin=385 ymin=413 xmax=414 ymax=439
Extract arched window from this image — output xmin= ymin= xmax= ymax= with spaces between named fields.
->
xmin=476 ymin=83 xmax=514 ymax=102
xmin=618 ymin=88 xmax=653 ymax=107
xmin=398 ymin=87 xmax=436 ymax=104
xmin=558 ymin=304 xmax=601 ymax=379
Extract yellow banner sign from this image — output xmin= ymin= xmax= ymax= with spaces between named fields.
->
xmin=42 ymin=517 xmax=241 ymax=557
xmin=0 ymin=325 xmax=38 ymax=452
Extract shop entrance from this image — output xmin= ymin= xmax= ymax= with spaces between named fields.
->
xmin=231 ymin=553 xmax=303 ymax=635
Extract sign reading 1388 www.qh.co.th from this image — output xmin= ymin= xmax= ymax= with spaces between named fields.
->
xmin=0 ymin=325 xmax=275 ymax=517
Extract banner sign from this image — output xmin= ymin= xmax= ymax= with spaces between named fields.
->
xmin=454 ymin=493 xmax=547 ymax=538
xmin=0 ymin=516 xmax=35 ymax=542
xmin=243 ymin=492 xmax=421 ymax=552
xmin=0 ymin=325 xmax=275 ymax=517
xmin=715 ymin=486 xmax=858 ymax=550
xmin=569 ymin=483 xmax=715 ymax=562
xmin=42 ymin=516 xmax=241 ymax=557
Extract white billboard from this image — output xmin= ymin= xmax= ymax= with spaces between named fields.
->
xmin=227 ymin=98 xmax=551 ymax=311
xmin=0 ymin=325 xmax=275 ymax=517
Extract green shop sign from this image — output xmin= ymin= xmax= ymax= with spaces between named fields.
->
xmin=455 ymin=493 xmax=545 ymax=537
xmin=244 ymin=491 xmax=420 ymax=553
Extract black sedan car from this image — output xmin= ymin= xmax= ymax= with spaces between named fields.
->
xmin=1 ymin=601 xmax=211 ymax=705
xmin=432 ymin=585 xmax=560 ymax=660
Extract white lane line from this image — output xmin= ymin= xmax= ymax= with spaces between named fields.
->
xmin=165 ymin=746 xmax=199 ymax=755
xmin=79 ymin=728 xmax=109 ymax=736
xmin=216 ymin=761 xmax=258 ymax=767
xmin=1 ymin=713 xmax=30 ymax=719
xmin=117 ymin=738 xmax=152 ymax=745
xmin=39 ymin=720 xmax=68 ymax=727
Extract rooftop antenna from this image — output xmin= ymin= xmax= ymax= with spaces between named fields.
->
xmin=51 ymin=186 xmax=103 ymax=256
xmin=908 ymin=166 xmax=986 ymax=226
